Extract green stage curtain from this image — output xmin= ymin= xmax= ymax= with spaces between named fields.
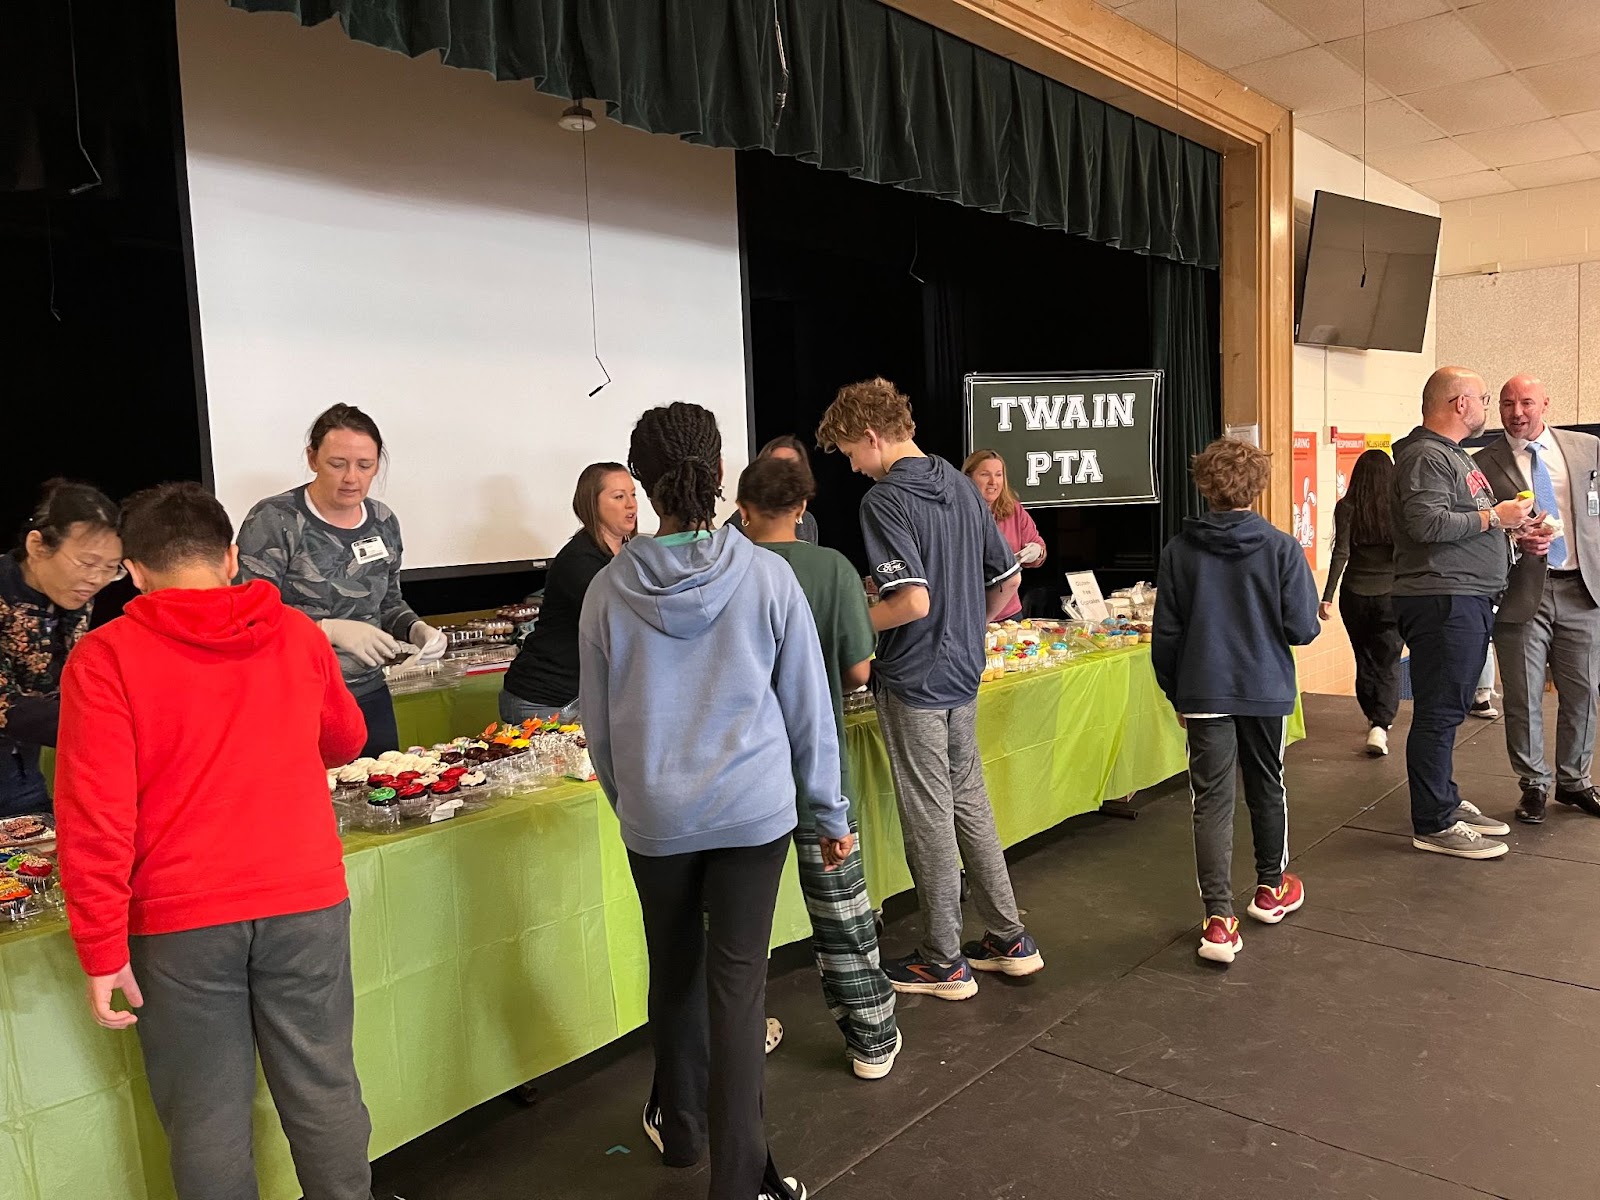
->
xmin=223 ymin=0 xmax=1221 ymax=268
xmin=1149 ymin=256 xmax=1221 ymax=544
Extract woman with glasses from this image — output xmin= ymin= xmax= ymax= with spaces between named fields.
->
xmin=236 ymin=405 xmax=447 ymax=758
xmin=0 ymin=480 xmax=121 ymax=817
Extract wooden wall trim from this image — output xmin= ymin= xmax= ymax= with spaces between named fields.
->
xmin=883 ymin=0 xmax=1296 ymax=527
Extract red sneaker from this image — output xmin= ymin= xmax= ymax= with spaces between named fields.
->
xmin=1246 ymin=873 xmax=1305 ymax=925
xmin=1197 ymin=915 xmax=1242 ymax=963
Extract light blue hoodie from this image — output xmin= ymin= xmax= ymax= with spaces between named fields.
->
xmin=578 ymin=526 xmax=849 ymax=856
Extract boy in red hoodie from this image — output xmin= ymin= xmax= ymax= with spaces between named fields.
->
xmin=54 ymin=483 xmax=373 ymax=1200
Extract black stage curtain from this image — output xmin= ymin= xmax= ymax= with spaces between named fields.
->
xmin=1148 ymin=256 xmax=1221 ymax=546
xmin=220 ymin=0 xmax=1220 ymax=267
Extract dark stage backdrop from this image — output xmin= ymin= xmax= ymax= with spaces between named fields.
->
xmin=1 ymin=1 xmax=204 ymax=624
xmin=739 ymin=150 xmax=1219 ymax=599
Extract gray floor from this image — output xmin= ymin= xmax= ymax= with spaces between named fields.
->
xmin=372 ymin=694 xmax=1599 ymax=1200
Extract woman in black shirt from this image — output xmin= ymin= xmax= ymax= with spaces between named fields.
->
xmin=500 ymin=463 xmax=637 ymax=723
xmin=1320 ymin=449 xmax=1399 ymax=758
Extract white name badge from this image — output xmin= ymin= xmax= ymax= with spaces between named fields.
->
xmin=351 ymin=536 xmax=390 ymax=565
xmin=1589 ymin=491 xmax=1598 ymax=518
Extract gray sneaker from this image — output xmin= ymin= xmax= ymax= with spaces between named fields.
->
xmin=1452 ymin=799 xmax=1511 ymax=837
xmin=1413 ymin=821 xmax=1509 ymax=859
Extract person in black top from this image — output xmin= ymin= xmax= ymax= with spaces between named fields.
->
xmin=1319 ymin=449 xmax=1400 ymax=759
xmin=0 ymin=481 xmax=121 ymax=817
xmin=500 ymin=463 xmax=637 ymax=723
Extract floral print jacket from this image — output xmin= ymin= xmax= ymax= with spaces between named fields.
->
xmin=0 ymin=553 xmax=91 ymax=748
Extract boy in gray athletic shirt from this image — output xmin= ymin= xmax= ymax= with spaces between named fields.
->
xmin=817 ymin=378 xmax=1044 ymax=999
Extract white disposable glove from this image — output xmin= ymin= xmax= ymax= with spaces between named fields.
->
xmin=409 ymin=620 xmax=449 ymax=664
xmin=321 ymin=618 xmax=407 ymax=668
xmin=1017 ymin=542 xmax=1044 ymax=566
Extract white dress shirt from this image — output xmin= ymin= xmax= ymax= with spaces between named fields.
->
xmin=1508 ymin=425 xmax=1578 ymax=571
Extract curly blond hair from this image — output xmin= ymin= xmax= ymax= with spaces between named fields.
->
xmin=1191 ymin=437 xmax=1272 ymax=509
xmin=816 ymin=377 xmax=916 ymax=451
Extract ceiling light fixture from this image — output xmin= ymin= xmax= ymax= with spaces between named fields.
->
xmin=559 ymin=102 xmax=597 ymax=133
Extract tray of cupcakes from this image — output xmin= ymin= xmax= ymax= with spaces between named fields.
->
xmin=327 ymin=747 xmax=492 ymax=833
xmin=0 ymin=850 xmax=59 ymax=922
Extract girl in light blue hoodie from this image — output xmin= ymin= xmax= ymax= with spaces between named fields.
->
xmin=579 ymin=402 xmax=848 ymax=1200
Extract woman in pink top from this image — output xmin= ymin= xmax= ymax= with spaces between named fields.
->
xmin=962 ymin=450 xmax=1045 ymax=621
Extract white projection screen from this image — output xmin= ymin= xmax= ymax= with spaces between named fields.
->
xmin=176 ymin=0 xmax=750 ymax=569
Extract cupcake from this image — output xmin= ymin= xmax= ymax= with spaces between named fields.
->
xmin=459 ymin=770 xmax=487 ymax=789
xmin=9 ymin=853 xmax=52 ymax=882
xmin=367 ymin=787 xmax=398 ymax=806
xmin=367 ymin=773 xmax=398 ymax=790
xmin=429 ymin=778 xmax=460 ymax=796
xmin=0 ymin=874 xmax=32 ymax=916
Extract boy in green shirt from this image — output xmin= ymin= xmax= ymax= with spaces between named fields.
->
xmin=736 ymin=456 xmax=901 ymax=1080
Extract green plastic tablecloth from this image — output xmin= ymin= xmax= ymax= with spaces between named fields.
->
xmin=3 ymin=646 xmax=1298 ymax=1200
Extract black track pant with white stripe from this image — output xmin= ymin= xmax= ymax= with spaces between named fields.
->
xmin=1185 ymin=715 xmax=1289 ymax=919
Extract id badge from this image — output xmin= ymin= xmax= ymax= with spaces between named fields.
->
xmin=1588 ymin=490 xmax=1598 ymax=518
xmin=351 ymin=536 xmax=390 ymax=565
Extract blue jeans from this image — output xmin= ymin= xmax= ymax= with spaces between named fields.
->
xmin=497 ymin=689 xmax=574 ymax=725
xmin=0 ymin=744 xmax=51 ymax=818
xmin=1395 ymin=595 xmax=1495 ymax=836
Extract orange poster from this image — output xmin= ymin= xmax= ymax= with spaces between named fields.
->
xmin=1333 ymin=432 xmax=1367 ymax=500
xmin=1292 ymin=431 xmax=1317 ymax=567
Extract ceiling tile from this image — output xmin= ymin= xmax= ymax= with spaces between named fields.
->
xmin=1499 ymin=154 xmax=1600 ymax=190
xmin=1458 ymin=0 xmax=1600 ymax=71
xmin=1296 ymin=100 xmax=1448 ymax=156
xmin=1456 ymin=118 xmax=1586 ymax=167
xmin=1328 ymin=13 xmax=1507 ymax=96
xmin=1260 ymin=0 xmax=1449 ymax=43
xmin=1405 ymin=74 xmax=1551 ymax=135
xmin=1230 ymin=47 xmax=1377 ymax=114
xmin=1563 ymin=110 xmax=1600 ymax=152
xmin=1414 ymin=171 xmax=1516 ymax=202
xmin=1367 ymin=138 xmax=1492 ymax=182
xmin=1521 ymin=56 xmax=1600 ymax=116
xmin=1120 ymin=0 xmax=1315 ymax=70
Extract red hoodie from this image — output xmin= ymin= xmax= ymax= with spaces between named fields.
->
xmin=55 ymin=580 xmax=366 ymax=975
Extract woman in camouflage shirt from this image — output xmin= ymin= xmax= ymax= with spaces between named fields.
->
xmin=1 ymin=482 xmax=121 ymax=817
xmin=236 ymin=405 xmax=446 ymax=758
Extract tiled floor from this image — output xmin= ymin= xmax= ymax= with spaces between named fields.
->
xmin=371 ymin=694 xmax=1592 ymax=1200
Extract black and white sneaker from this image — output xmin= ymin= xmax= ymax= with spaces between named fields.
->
xmin=642 ymin=1098 xmax=665 ymax=1156
xmin=759 ymin=1176 xmax=808 ymax=1199
xmin=1469 ymin=697 xmax=1500 ymax=720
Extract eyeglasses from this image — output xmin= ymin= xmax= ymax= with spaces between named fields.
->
xmin=64 ymin=556 xmax=128 ymax=583
xmin=1463 ymin=392 xmax=1491 ymax=408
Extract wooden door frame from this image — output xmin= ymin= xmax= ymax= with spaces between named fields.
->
xmin=885 ymin=0 xmax=1294 ymax=527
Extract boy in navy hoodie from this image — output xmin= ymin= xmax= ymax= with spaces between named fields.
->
xmin=1152 ymin=438 xmax=1320 ymax=965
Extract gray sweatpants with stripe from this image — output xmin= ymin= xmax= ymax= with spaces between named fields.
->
xmin=1186 ymin=715 xmax=1289 ymax=919
xmin=876 ymin=690 xmax=1025 ymax=964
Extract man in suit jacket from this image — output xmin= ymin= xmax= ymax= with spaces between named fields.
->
xmin=1475 ymin=374 xmax=1600 ymax=824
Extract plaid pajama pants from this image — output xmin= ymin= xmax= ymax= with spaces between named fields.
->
xmin=793 ymin=825 xmax=899 ymax=1064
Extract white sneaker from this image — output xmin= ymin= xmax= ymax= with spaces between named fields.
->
xmin=759 ymin=1179 xmax=807 ymax=1200
xmin=1365 ymin=726 xmax=1388 ymax=757
xmin=851 ymin=1028 xmax=903 ymax=1080
xmin=765 ymin=1016 xmax=784 ymax=1055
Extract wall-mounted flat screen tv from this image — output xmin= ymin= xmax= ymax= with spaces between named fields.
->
xmin=1296 ymin=190 xmax=1440 ymax=353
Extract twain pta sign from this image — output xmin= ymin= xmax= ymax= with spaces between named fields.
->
xmin=964 ymin=371 xmax=1162 ymax=507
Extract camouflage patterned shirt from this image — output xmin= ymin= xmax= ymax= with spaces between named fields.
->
xmin=235 ymin=487 xmax=420 ymax=694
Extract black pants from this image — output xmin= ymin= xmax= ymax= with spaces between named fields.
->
xmin=130 ymin=901 xmax=373 ymax=1200
xmin=1394 ymin=594 xmax=1494 ymax=836
xmin=1339 ymin=591 xmax=1403 ymax=729
xmin=352 ymin=684 xmax=399 ymax=758
xmin=1186 ymin=716 xmax=1288 ymax=919
xmin=628 ymin=834 xmax=791 ymax=1200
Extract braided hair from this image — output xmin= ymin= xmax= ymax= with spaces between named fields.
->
xmin=628 ymin=403 xmax=723 ymax=528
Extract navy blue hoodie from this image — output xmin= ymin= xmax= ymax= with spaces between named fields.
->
xmin=1151 ymin=510 xmax=1320 ymax=717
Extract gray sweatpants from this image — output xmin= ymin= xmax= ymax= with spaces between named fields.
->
xmin=876 ymin=689 xmax=1025 ymax=963
xmin=129 ymin=900 xmax=374 ymax=1200
xmin=1495 ymin=573 xmax=1600 ymax=791
xmin=1186 ymin=716 xmax=1289 ymax=919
